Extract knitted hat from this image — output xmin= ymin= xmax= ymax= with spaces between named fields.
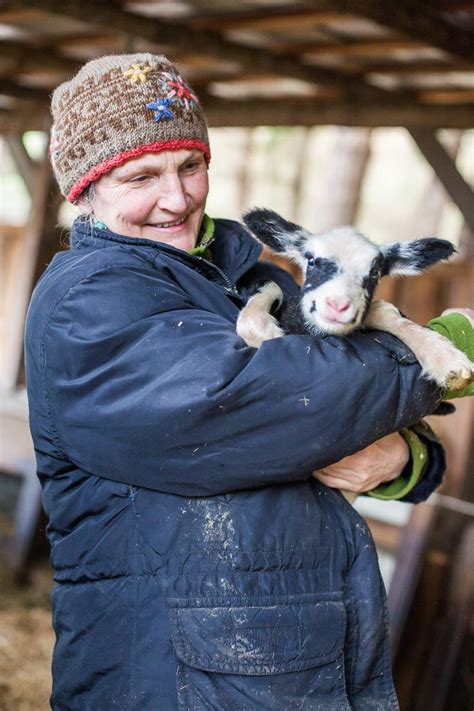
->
xmin=50 ymin=53 xmax=210 ymax=202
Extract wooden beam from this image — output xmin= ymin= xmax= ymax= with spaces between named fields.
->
xmin=302 ymin=39 xmax=428 ymax=58
xmin=0 ymin=7 xmax=42 ymax=21
xmin=8 ymin=98 xmax=474 ymax=131
xmin=419 ymin=89 xmax=474 ymax=104
xmin=0 ymin=108 xmax=50 ymax=133
xmin=193 ymin=9 xmax=352 ymax=32
xmin=429 ymin=0 xmax=474 ymax=9
xmin=202 ymin=96 xmax=474 ymax=129
xmin=1 ymin=93 xmax=473 ymax=134
xmin=298 ymin=0 xmax=474 ymax=61
xmin=362 ymin=61 xmax=474 ymax=75
xmin=409 ymin=128 xmax=474 ymax=232
xmin=0 ymin=41 xmax=80 ymax=75
xmin=0 ymin=80 xmax=50 ymax=103
xmin=1 ymin=0 xmax=381 ymax=99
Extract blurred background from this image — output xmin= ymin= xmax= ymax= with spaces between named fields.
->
xmin=0 ymin=2 xmax=473 ymax=709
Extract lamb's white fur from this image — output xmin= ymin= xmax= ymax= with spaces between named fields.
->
xmin=237 ymin=219 xmax=474 ymax=392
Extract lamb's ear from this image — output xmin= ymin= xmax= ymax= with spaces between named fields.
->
xmin=242 ymin=208 xmax=307 ymax=255
xmin=382 ymin=238 xmax=456 ymax=276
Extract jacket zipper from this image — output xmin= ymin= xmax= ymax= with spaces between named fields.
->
xmin=193 ymin=255 xmax=240 ymax=296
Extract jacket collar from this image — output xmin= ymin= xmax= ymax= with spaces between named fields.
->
xmin=70 ymin=216 xmax=262 ymax=284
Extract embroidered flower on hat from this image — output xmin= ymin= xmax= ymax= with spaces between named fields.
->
xmin=159 ymin=70 xmax=198 ymax=112
xmin=123 ymin=63 xmax=152 ymax=83
xmin=146 ymin=97 xmax=174 ymax=122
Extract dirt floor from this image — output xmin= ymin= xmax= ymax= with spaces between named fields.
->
xmin=0 ymin=561 xmax=54 ymax=711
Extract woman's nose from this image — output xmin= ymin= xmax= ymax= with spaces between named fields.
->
xmin=157 ymin=176 xmax=188 ymax=213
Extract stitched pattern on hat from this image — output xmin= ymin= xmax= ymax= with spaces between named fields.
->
xmin=123 ymin=63 xmax=152 ymax=83
xmin=146 ymin=97 xmax=175 ymax=122
xmin=159 ymin=70 xmax=198 ymax=112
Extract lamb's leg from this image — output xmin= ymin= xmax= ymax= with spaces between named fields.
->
xmin=365 ymin=300 xmax=474 ymax=391
xmin=236 ymin=281 xmax=285 ymax=347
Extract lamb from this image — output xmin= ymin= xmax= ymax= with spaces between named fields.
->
xmin=237 ymin=208 xmax=474 ymax=392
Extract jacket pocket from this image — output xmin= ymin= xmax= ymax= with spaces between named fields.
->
xmin=168 ymin=592 xmax=350 ymax=710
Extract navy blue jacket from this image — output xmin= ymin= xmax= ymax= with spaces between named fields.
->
xmin=25 ymin=217 xmax=443 ymax=710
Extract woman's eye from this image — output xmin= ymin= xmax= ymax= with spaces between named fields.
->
xmin=183 ymin=161 xmax=200 ymax=172
xmin=129 ymin=175 xmax=149 ymax=184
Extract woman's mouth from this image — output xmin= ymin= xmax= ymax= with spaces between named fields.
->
xmin=147 ymin=214 xmax=190 ymax=230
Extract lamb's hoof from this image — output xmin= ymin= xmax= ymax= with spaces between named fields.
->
xmin=444 ymin=367 xmax=474 ymax=391
xmin=424 ymin=350 xmax=474 ymax=391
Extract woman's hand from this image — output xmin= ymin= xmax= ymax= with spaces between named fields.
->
xmin=313 ymin=432 xmax=410 ymax=493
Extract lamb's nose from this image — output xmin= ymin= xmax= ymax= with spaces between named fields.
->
xmin=326 ymin=297 xmax=350 ymax=313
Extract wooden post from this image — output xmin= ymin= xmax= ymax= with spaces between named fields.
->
xmin=0 ymin=137 xmax=62 ymax=391
xmin=4 ymin=135 xmax=39 ymax=197
xmin=410 ymin=131 xmax=462 ymax=237
xmin=409 ymin=128 xmax=474 ymax=234
xmin=311 ymin=127 xmax=372 ymax=232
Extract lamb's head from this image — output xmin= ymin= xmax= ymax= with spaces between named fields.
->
xmin=243 ymin=208 xmax=455 ymax=336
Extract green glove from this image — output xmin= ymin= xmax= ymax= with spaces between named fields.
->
xmin=427 ymin=313 xmax=474 ymax=399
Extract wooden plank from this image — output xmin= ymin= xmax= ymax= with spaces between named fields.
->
xmin=418 ymin=89 xmax=474 ymax=104
xmin=409 ymin=128 xmax=474 ymax=233
xmin=0 ymin=108 xmax=51 ymax=133
xmin=202 ymin=96 xmax=474 ymax=129
xmin=393 ymin=547 xmax=449 ymax=706
xmin=0 ymin=7 xmax=42 ymax=21
xmin=414 ymin=525 xmax=474 ymax=710
xmin=3 ymin=0 xmax=376 ymax=96
xmin=0 ymin=150 xmax=55 ymax=391
xmin=298 ymin=0 xmax=474 ymax=61
xmin=0 ymin=79 xmax=50 ymax=103
xmin=0 ymin=40 xmax=80 ymax=74
xmin=362 ymin=60 xmax=474 ymax=75
xmin=303 ymin=39 xmax=428 ymax=58
xmin=1 ymin=94 xmax=473 ymax=134
xmin=388 ymin=503 xmax=437 ymax=656
xmin=193 ymin=9 xmax=353 ymax=32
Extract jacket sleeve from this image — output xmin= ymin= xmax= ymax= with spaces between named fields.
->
xmin=397 ymin=421 xmax=446 ymax=503
xmin=41 ymin=264 xmax=442 ymax=496
xmin=367 ymin=423 xmax=445 ymax=502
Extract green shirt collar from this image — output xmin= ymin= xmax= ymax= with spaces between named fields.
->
xmin=188 ymin=214 xmax=215 ymax=261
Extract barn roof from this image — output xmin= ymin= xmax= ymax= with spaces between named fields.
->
xmin=0 ymin=0 xmax=473 ymax=132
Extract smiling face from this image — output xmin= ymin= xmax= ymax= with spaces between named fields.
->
xmin=80 ymin=149 xmax=209 ymax=251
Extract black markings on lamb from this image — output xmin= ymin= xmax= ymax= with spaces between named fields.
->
xmin=237 ymin=208 xmax=474 ymax=393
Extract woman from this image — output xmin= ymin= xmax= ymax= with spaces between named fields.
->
xmin=25 ymin=53 xmax=448 ymax=710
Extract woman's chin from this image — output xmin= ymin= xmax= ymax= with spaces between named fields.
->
xmin=141 ymin=223 xmax=197 ymax=250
